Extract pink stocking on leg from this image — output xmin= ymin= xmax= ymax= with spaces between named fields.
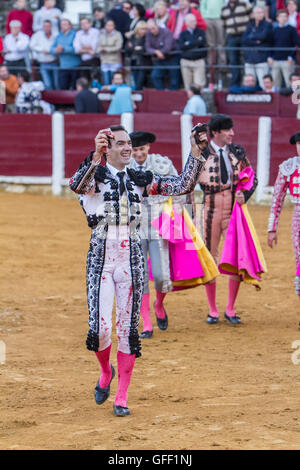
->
xmin=94 ymin=343 xmax=112 ymax=388
xmin=226 ymin=278 xmax=241 ymax=317
xmin=205 ymin=281 xmax=219 ymax=317
xmin=140 ymin=293 xmax=152 ymax=332
xmin=114 ymin=351 xmax=135 ymax=408
xmin=154 ymin=290 xmax=167 ymax=319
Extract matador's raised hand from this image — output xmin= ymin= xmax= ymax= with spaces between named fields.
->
xmin=93 ymin=128 xmax=115 ymax=162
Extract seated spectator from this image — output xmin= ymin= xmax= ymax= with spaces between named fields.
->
xmin=178 ymin=13 xmax=207 ymax=91
xmin=183 ymin=84 xmax=208 ymax=115
xmin=6 ymin=0 xmax=33 ymax=37
xmin=242 ymin=5 xmax=273 ymax=89
xmin=145 ymin=18 xmax=180 ymax=90
xmin=30 ymin=20 xmax=58 ymax=90
xmin=103 ymin=71 xmax=134 ymax=114
xmin=268 ymin=9 xmax=299 ymax=89
xmin=123 ymin=1 xmax=134 ymax=18
xmin=229 ymin=73 xmax=263 ymax=93
xmin=153 ymin=1 xmax=170 ymax=28
xmin=125 ymin=3 xmax=146 ymax=41
xmin=74 ymin=17 xmax=100 ymax=82
xmin=221 ymin=0 xmax=253 ymax=87
xmin=0 ymin=36 xmax=3 ymax=65
xmin=97 ymin=20 xmax=123 ymax=85
xmin=74 ymin=77 xmax=103 ymax=113
xmin=4 ymin=20 xmax=30 ymax=75
xmin=279 ymin=71 xmax=300 ymax=94
xmin=200 ymin=0 xmax=227 ymax=74
xmin=167 ymin=0 xmax=207 ymax=40
xmin=0 ymin=64 xmax=19 ymax=112
xmin=50 ymin=18 xmax=81 ymax=90
xmin=37 ymin=0 xmax=64 ymax=10
xmin=93 ymin=7 xmax=105 ymax=30
xmin=15 ymin=70 xmax=52 ymax=114
xmin=287 ymin=0 xmax=300 ymax=35
xmin=262 ymin=73 xmax=279 ymax=92
xmin=125 ymin=21 xmax=150 ymax=89
xmin=33 ymin=0 xmax=62 ymax=36
xmin=106 ymin=1 xmax=131 ymax=38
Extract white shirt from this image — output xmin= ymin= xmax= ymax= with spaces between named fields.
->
xmin=30 ymin=30 xmax=57 ymax=63
xmin=4 ymin=32 xmax=30 ymax=61
xmin=33 ymin=6 xmax=62 ymax=36
xmin=211 ymin=140 xmax=232 ymax=184
xmin=73 ymin=28 xmax=100 ymax=61
xmin=288 ymin=12 xmax=298 ymax=28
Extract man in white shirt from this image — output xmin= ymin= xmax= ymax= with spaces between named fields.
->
xmin=73 ymin=17 xmax=100 ymax=82
xmin=33 ymin=0 xmax=62 ymax=36
xmin=4 ymin=20 xmax=29 ymax=74
xmin=183 ymin=84 xmax=208 ymax=116
xmin=30 ymin=20 xmax=58 ymax=89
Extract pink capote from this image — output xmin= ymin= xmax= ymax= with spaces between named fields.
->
xmin=150 ymin=207 xmax=204 ymax=281
xmin=297 ymin=262 xmax=300 ymax=276
xmin=218 ymin=167 xmax=267 ymax=286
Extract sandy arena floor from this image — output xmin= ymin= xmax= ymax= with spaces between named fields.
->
xmin=0 ymin=192 xmax=299 ymax=450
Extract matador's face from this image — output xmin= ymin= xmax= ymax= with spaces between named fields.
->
xmin=106 ymin=130 xmax=132 ymax=169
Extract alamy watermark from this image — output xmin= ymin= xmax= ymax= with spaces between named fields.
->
xmin=0 ymin=80 xmax=5 ymax=105
xmin=0 ymin=341 xmax=6 ymax=365
xmin=291 ymin=340 xmax=300 ymax=365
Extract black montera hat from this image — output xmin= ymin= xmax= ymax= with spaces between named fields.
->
xmin=130 ymin=131 xmax=156 ymax=148
xmin=289 ymin=132 xmax=300 ymax=145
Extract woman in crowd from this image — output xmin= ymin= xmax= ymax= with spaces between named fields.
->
xmin=97 ymin=19 xmax=123 ymax=85
xmin=125 ymin=20 xmax=150 ymax=90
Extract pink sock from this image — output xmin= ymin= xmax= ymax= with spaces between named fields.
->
xmin=154 ymin=290 xmax=167 ymax=319
xmin=226 ymin=278 xmax=241 ymax=316
xmin=94 ymin=343 xmax=112 ymax=388
xmin=205 ymin=282 xmax=219 ymax=317
xmin=140 ymin=293 xmax=152 ymax=332
xmin=114 ymin=351 xmax=135 ymax=408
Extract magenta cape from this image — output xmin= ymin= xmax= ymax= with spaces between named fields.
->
xmin=148 ymin=200 xmax=219 ymax=290
xmin=297 ymin=262 xmax=300 ymax=276
xmin=218 ymin=167 xmax=267 ymax=289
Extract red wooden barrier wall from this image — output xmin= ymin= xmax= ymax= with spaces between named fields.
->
xmin=0 ymin=115 xmax=52 ymax=176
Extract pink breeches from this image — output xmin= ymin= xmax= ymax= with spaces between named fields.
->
xmin=292 ymin=205 xmax=300 ymax=267
xmin=98 ymin=228 xmax=133 ymax=354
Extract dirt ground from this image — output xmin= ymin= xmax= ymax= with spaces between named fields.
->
xmin=0 ymin=192 xmax=300 ymax=450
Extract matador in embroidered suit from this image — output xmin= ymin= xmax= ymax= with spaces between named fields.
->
xmin=69 ymin=125 xmax=205 ymax=416
xmin=268 ymin=132 xmax=300 ymax=320
xmin=196 ymin=114 xmax=258 ymax=324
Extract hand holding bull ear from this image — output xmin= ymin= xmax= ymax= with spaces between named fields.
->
xmin=93 ymin=128 xmax=115 ymax=162
xmin=190 ymin=123 xmax=208 ymax=158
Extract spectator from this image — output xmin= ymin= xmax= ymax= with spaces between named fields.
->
xmin=262 ymin=73 xmax=279 ymax=91
xmin=106 ymin=1 xmax=131 ymax=37
xmin=221 ymin=0 xmax=253 ymax=87
xmin=37 ymin=0 xmax=65 ymax=10
xmin=200 ymin=0 xmax=227 ymax=73
xmin=4 ymin=20 xmax=30 ymax=75
xmin=145 ymin=18 xmax=180 ymax=90
xmin=178 ymin=13 xmax=207 ymax=91
xmin=265 ymin=0 xmax=287 ymax=22
xmin=6 ymin=0 xmax=33 ymax=37
xmin=242 ymin=5 xmax=273 ymax=89
xmin=125 ymin=21 xmax=150 ymax=89
xmin=33 ymin=0 xmax=62 ymax=36
xmin=50 ymin=18 xmax=81 ymax=90
xmin=15 ymin=70 xmax=52 ymax=114
xmin=154 ymin=1 xmax=170 ymax=28
xmin=97 ymin=19 xmax=123 ymax=85
xmin=287 ymin=0 xmax=300 ymax=34
xmin=74 ymin=17 xmax=100 ymax=82
xmin=30 ymin=20 xmax=58 ymax=90
xmin=125 ymin=4 xmax=146 ymax=41
xmin=0 ymin=64 xmax=19 ymax=112
xmin=0 ymin=36 xmax=4 ymax=65
xmin=229 ymin=73 xmax=263 ymax=92
xmin=74 ymin=77 xmax=103 ymax=113
xmin=279 ymin=71 xmax=300 ymax=94
xmin=93 ymin=7 xmax=105 ymax=30
xmin=167 ymin=0 xmax=207 ymax=40
xmin=183 ymin=83 xmax=207 ymax=115
xmin=268 ymin=9 xmax=299 ymax=89
xmin=103 ymin=71 xmax=134 ymax=114
xmin=123 ymin=1 xmax=134 ymax=18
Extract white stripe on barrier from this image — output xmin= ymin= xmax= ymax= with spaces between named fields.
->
xmin=52 ymin=112 xmax=65 ymax=196
xmin=256 ymin=116 xmax=272 ymax=203
xmin=180 ymin=114 xmax=193 ymax=169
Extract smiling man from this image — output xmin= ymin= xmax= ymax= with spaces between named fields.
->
xmin=69 ymin=124 xmax=206 ymax=417
xmin=196 ymin=114 xmax=258 ymax=325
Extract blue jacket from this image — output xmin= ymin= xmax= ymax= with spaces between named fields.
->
xmin=270 ymin=24 xmax=299 ymax=61
xmin=50 ymin=29 xmax=81 ymax=69
xmin=242 ymin=19 xmax=273 ymax=64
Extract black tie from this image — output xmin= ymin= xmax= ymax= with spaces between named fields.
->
xmin=138 ymin=165 xmax=144 ymax=171
xmin=219 ymin=149 xmax=228 ymax=185
xmin=116 ymin=171 xmax=126 ymax=196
